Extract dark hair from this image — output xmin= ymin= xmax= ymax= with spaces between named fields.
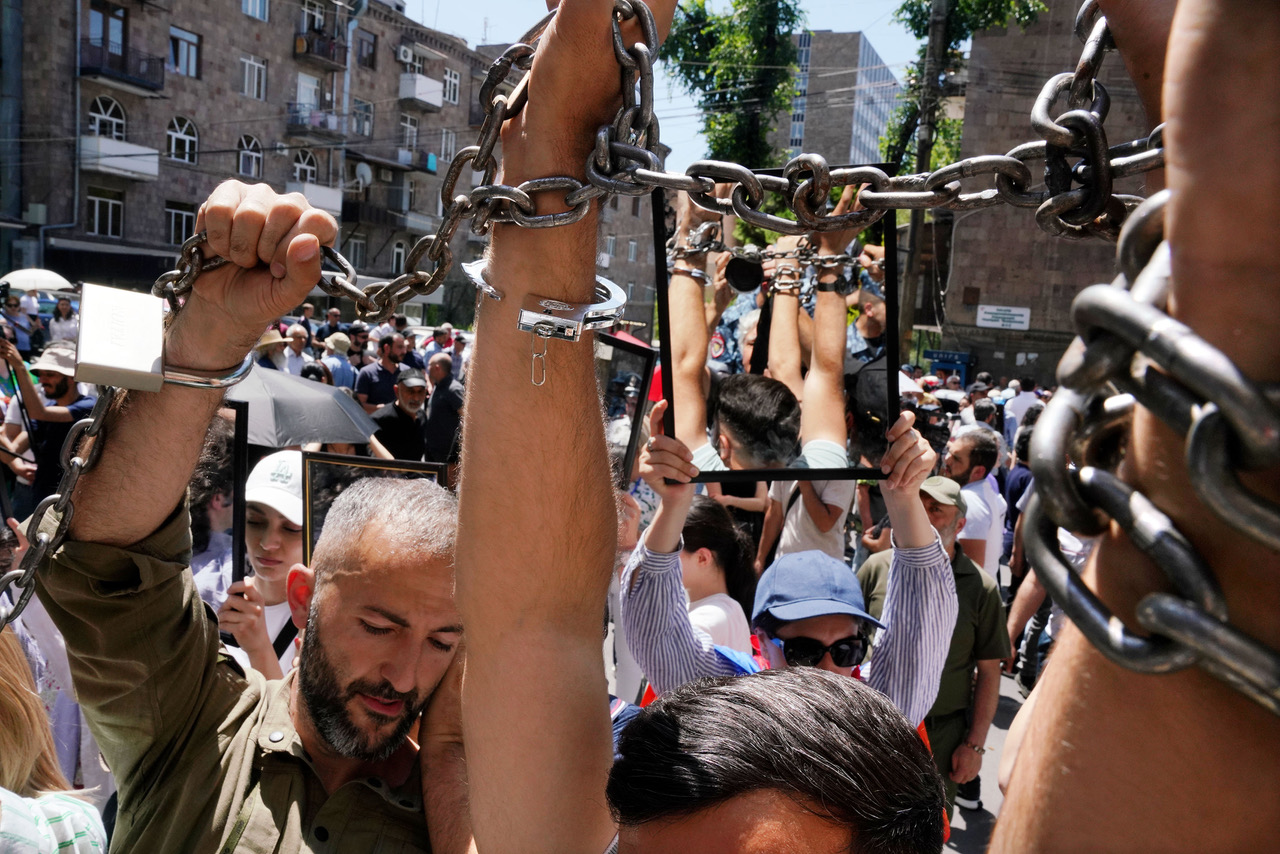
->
xmin=975 ymin=371 xmax=993 ymax=385
xmin=188 ymin=416 xmax=235 ymax=554
xmin=300 ymin=362 xmax=332 ymax=384
xmin=54 ymin=299 xmax=74 ymax=320
xmin=1014 ymin=423 xmax=1033 ymax=463
xmin=714 ymin=374 xmax=800 ymax=467
xmin=377 ymin=335 xmax=396 ymax=355
xmin=607 ymin=668 xmax=945 ymax=854
xmin=1020 ymin=401 xmax=1045 ymax=430
xmin=972 ymin=398 xmax=996 ymax=424
xmin=683 ymin=496 xmax=756 ymax=617
xmin=1019 ymin=375 xmax=1037 ymax=391
xmin=958 ymin=425 xmax=999 ymax=476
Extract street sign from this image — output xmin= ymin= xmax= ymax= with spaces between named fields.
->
xmin=923 ymin=349 xmax=972 ymax=364
xmin=976 ymin=304 xmax=1031 ymax=330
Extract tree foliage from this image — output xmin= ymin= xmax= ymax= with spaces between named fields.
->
xmin=659 ymin=0 xmax=804 ymax=170
xmin=881 ymin=0 xmax=1046 ymax=175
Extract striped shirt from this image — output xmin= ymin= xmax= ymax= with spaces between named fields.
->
xmin=619 ymin=530 xmax=957 ymax=727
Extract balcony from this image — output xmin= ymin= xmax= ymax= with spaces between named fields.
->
xmin=399 ymin=73 xmax=443 ymax=111
xmin=285 ymin=103 xmax=346 ymax=142
xmin=398 ymin=210 xmax=441 ymax=236
xmin=80 ymin=135 xmax=159 ymax=181
xmin=294 ymin=31 xmax=346 ymax=70
xmin=285 ymin=181 xmax=343 ymax=217
xmin=80 ymin=39 xmax=165 ymax=96
xmin=394 ymin=148 xmax=437 ymax=174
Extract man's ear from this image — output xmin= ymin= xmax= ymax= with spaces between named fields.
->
xmin=286 ymin=564 xmax=316 ymax=630
xmin=209 ymin=492 xmax=231 ymax=512
xmin=970 ymin=465 xmax=989 ymax=484
xmin=955 ymin=515 xmax=967 ymax=536
xmin=717 ymin=432 xmax=732 ymax=464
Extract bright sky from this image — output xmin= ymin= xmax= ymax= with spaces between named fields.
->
xmin=410 ymin=0 xmax=922 ymax=173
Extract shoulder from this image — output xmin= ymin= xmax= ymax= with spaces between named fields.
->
xmin=857 ymin=549 xmax=893 ymax=580
xmin=371 ymin=403 xmax=397 ymax=421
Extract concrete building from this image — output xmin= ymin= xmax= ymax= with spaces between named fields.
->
xmin=772 ymin=30 xmax=901 ymax=167
xmin=5 ymin=0 xmax=657 ymax=331
xmin=937 ymin=0 xmax=1152 ymax=384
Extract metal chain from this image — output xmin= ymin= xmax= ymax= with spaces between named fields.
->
xmin=0 ymin=387 xmax=120 ymax=626
xmin=1027 ymin=188 xmax=1280 ymax=715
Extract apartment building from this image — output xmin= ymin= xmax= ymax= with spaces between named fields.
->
xmin=6 ymin=0 xmax=657 ymax=329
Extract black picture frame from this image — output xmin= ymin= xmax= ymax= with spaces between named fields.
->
xmin=650 ymin=176 xmax=900 ymax=484
xmin=301 ymin=450 xmax=445 ymax=564
xmin=596 ymin=330 xmax=657 ymax=488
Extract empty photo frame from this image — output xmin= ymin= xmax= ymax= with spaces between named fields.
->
xmin=301 ymin=451 xmax=446 ymax=564
xmin=596 ymin=330 xmax=657 ymax=488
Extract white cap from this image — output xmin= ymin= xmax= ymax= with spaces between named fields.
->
xmin=244 ymin=450 xmax=304 ymax=525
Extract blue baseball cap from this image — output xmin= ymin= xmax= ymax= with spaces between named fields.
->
xmin=753 ymin=550 xmax=885 ymax=628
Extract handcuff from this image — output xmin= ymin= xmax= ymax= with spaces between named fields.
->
xmin=462 ymin=259 xmax=628 ymax=386
xmin=815 ymin=273 xmax=857 ymax=296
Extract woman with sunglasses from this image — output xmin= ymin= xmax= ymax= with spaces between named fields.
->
xmin=621 ymin=402 xmax=957 ymax=729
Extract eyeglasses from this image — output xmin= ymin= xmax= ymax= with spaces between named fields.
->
xmin=4 ymin=303 xmax=18 ymax=308
xmin=769 ymin=634 xmax=867 ymax=668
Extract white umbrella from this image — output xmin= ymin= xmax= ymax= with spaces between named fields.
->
xmin=1 ymin=269 xmax=72 ymax=291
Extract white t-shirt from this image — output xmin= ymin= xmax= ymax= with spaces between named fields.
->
xmin=224 ymin=600 xmax=297 ymax=678
xmin=5 ymin=394 xmax=41 ymax=484
xmin=1004 ymin=390 xmax=1040 ymax=429
xmin=961 ymin=476 xmax=1006 ymax=577
xmin=688 ymin=592 xmax=752 ymax=655
xmin=18 ymin=293 xmax=39 ymax=316
xmin=769 ymin=476 xmax=858 ymax=560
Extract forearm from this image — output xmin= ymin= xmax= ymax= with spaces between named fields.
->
xmin=423 ymin=741 xmax=478 ymax=854
xmin=767 ymin=293 xmax=803 ymax=397
xmin=1005 ymin=566 xmax=1046 ymax=642
xmin=642 ymin=490 xmax=691 ymax=555
xmin=243 ymin=643 xmax=283 ymax=680
xmin=756 ymin=501 xmax=782 ymax=567
xmin=868 ymin=536 xmax=957 ymax=727
xmin=881 ymin=489 xmax=934 ymax=550
xmin=798 ymin=483 xmax=839 ymax=533
xmin=967 ymin=661 xmax=1002 ymax=746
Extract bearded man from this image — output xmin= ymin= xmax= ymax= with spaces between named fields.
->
xmin=29 ymin=183 xmax=465 ymax=853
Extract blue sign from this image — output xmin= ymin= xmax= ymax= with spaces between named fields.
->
xmin=923 ymin=349 xmax=972 ymax=364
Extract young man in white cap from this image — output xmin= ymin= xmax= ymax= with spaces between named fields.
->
xmin=0 ymin=339 xmax=96 ymax=505
xmin=193 ymin=450 xmax=306 ymax=680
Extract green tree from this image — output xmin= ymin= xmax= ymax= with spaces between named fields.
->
xmin=659 ymin=0 xmax=804 ymax=170
xmin=881 ymin=0 xmax=1045 ymax=174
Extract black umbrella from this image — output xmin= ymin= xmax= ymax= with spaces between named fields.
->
xmin=225 ymin=366 xmax=378 ymax=447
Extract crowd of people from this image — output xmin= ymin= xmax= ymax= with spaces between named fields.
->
xmin=1 ymin=0 xmax=1276 ymax=851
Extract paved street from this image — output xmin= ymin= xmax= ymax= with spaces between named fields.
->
xmin=944 ymin=669 xmax=1026 ymax=853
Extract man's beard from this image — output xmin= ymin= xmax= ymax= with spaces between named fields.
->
xmin=297 ymin=607 xmax=428 ymax=762
xmin=269 ymin=349 xmax=288 ymax=371
xmin=42 ymin=377 xmax=71 ymax=398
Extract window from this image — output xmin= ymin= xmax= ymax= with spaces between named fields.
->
xmin=392 ymin=241 xmax=407 ymax=276
xmin=293 ymin=149 xmax=318 ymax=183
xmin=89 ymin=1 xmax=126 ymax=56
xmin=168 ymin=26 xmax=200 ymax=77
xmin=400 ymin=113 xmax=418 ymax=149
xmin=440 ymin=128 xmax=456 ymax=162
xmin=300 ymin=0 xmax=324 ymax=31
xmin=165 ymin=201 xmax=197 ymax=245
xmin=632 ymin=196 xmax=641 ymax=217
xmin=242 ymin=0 xmax=268 ymax=21
xmin=610 ymin=195 xmax=619 ymax=210
xmin=406 ymin=180 xmax=416 ymax=210
xmin=627 ymin=239 xmax=637 ymax=262
xmin=347 ymin=234 xmax=366 ymax=270
xmin=407 ymin=51 xmax=424 ymax=75
xmin=86 ymin=187 xmax=123 ymax=238
xmin=166 ymin=116 xmax=198 ymax=164
xmin=237 ymin=135 xmax=262 ymax=178
xmin=605 ymin=234 xmax=616 ymax=257
xmin=627 ymin=282 xmax=635 ymax=299
xmin=296 ymin=73 xmax=320 ymax=109
xmin=88 ymin=96 xmax=125 ymax=140
xmin=443 ymin=68 xmax=460 ymax=105
xmin=240 ymin=54 xmax=267 ymax=100
xmin=352 ymin=98 xmax=373 ymax=137
xmin=355 ymin=29 xmax=376 ymax=69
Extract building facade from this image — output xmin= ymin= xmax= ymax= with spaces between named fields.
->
xmin=938 ymin=0 xmax=1152 ymax=384
xmin=6 ymin=0 xmax=657 ymax=330
xmin=776 ymin=30 xmax=901 ymax=167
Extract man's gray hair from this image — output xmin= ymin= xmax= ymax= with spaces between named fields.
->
xmin=313 ymin=477 xmax=458 ymax=581
xmin=736 ymin=309 xmax=761 ymax=355
xmin=286 ymin=323 xmax=308 ymax=338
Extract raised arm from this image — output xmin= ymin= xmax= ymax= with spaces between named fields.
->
xmin=669 ymin=196 xmax=725 ymax=446
xmin=867 ymin=412 xmax=958 ymax=726
xmin=454 ymin=3 xmax=676 ymax=853
xmin=994 ymin=1 xmax=1280 ymax=850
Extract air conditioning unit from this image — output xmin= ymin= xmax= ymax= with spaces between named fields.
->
xmin=397 ymin=45 xmax=415 ymax=64
xmin=378 ymin=168 xmax=394 ymax=183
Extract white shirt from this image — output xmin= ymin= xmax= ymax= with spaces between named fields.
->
xmin=769 ymin=477 xmax=858 ymax=560
xmin=1004 ymin=390 xmax=1040 ymax=429
xmin=284 ymin=347 xmax=314 ymax=375
xmin=18 ymin=293 xmax=39 ymax=315
xmin=688 ymin=592 xmax=752 ymax=655
xmin=960 ymin=475 xmax=1006 ymax=577
xmin=224 ymin=600 xmax=297 ymax=678
xmin=47 ymin=315 xmax=79 ymax=343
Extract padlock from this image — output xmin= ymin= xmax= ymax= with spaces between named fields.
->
xmin=76 ymin=283 xmax=166 ymax=392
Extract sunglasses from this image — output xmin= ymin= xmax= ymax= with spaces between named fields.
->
xmin=770 ymin=634 xmax=867 ymax=668
xmin=5 ymin=303 xmax=18 ymax=308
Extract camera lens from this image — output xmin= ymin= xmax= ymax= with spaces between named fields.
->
xmin=724 ymin=256 xmax=764 ymax=292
